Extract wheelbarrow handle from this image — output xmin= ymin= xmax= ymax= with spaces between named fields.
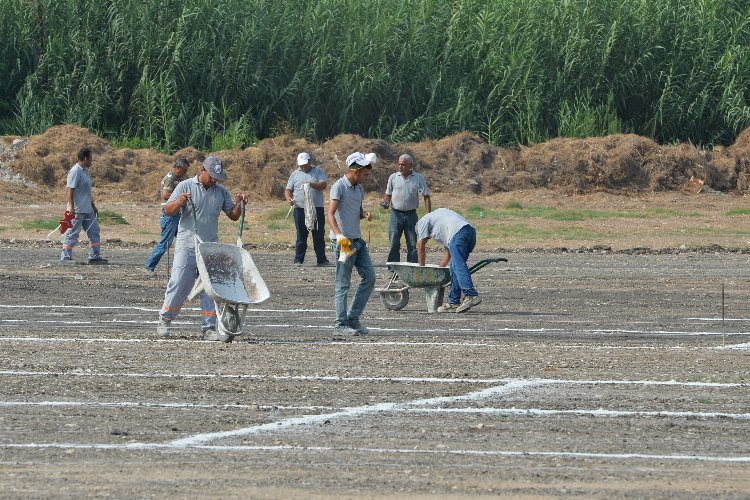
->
xmin=238 ymin=200 xmax=246 ymax=241
xmin=468 ymin=257 xmax=508 ymax=275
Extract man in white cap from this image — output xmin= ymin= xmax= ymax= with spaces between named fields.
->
xmin=381 ymin=153 xmax=431 ymax=265
xmin=416 ymin=208 xmax=481 ymax=313
xmin=327 ymin=152 xmax=376 ymax=336
xmin=284 ymin=152 xmax=331 ymax=266
xmin=156 ymin=156 xmax=249 ymax=341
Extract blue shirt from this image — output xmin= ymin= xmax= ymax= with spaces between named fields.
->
xmin=329 ymin=175 xmax=364 ymax=239
xmin=66 ymin=163 xmax=94 ymax=213
xmin=416 ymin=208 xmax=471 ymax=247
xmin=285 ymin=166 xmax=328 ymax=208
xmin=169 ymin=176 xmax=235 ymax=250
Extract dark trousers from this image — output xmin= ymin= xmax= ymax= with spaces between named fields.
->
xmin=387 ymin=209 xmax=418 ymax=263
xmin=294 ymin=206 xmax=328 ymax=264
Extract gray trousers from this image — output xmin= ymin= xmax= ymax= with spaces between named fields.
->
xmin=159 ymin=246 xmax=216 ymax=331
xmin=386 ymin=209 xmax=418 ymax=263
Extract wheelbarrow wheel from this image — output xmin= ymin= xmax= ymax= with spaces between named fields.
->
xmin=380 ymin=289 xmax=410 ymax=310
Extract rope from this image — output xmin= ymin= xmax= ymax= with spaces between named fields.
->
xmin=303 ymin=182 xmax=317 ymax=231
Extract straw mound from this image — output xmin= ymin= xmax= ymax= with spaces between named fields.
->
xmin=6 ymin=124 xmax=750 ymax=202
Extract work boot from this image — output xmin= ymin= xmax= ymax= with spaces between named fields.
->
xmin=143 ymin=267 xmax=157 ymax=279
xmin=457 ymin=295 xmax=482 ymax=313
xmin=88 ymin=256 xmax=108 ymax=264
xmin=348 ymin=320 xmax=369 ymax=335
xmin=157 ymin=318 xmax=171 ymax=338
xmin=333 ymin=325 xmax=358 ymax=337
xmin=59 ymin=258 xmax=75 ymax=266
xmin=202 ymin=328 xmax=221 ymax=341
xmin=437 ymin=303 xmax=459 ymax=313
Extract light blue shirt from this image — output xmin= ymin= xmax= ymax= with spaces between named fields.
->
xmin=329 ymin=175 xmax=364 ymax=239
xmin=66 ymin=163 xmax=94 ymax=213
xmin=385 ymin=171 xmax=430 ymax=211
xmin=416 ymin=208 xmax=471 ymax=247
xmin=285 ymin=166 xmax=328 ymax=208
xmin=169 ymin=176 xmax=235 ymax=250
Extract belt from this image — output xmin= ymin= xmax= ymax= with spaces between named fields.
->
xmin=391 ymin=208 xmax=416 ymax=214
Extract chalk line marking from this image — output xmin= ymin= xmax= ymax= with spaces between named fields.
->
xmin=0 ymin=370 xmax=746 ymax=388
xmin=168 ymin=380 xmax=537 ymax=446
xmin=404 ymin=407 xmax=750 ymax=420
xmin=1 ymin=443 xmax=748 ymax=463
xmin=3 ymin=400 xmax=748 ymax=421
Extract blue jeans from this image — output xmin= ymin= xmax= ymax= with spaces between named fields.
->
xmin=331 ymin=238 xmax=376 ymax=327
xmin=144 ymin=213 xmax=180 ymax=271
xmin=294 ymin=207 xmax=328 ymax=264
xmin=447 ymin=225 xmax=477 ymax=305
xmin=387 ymin=209 xmax=418 ymax=263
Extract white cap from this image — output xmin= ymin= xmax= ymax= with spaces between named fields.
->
xmin=297 ymin=152 xmax=311 ymax=166
xmin=346 ymin=152 xmax=377 ymax=168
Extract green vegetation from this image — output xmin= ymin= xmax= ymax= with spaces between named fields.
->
xmin=1 ymin=0 xmax=749 ymax=151
xmin=458 ymin=204 xmax=694 ymax=221
xmin=21 ymin=218 xmax=59 ymax=230
xmin=726 ymin=208 xmax=750 ymax=216
xmin=97 ymin=211 xmax=128 ymax=225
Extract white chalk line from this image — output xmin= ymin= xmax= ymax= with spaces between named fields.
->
xmin=404 ymin=407 xmax=750 ymax=420
xmin=168 ymin=380 xmax=538 ymax=446
xmin=3 ymin=400 xmax=748 ymax=421
xmin=2 ymin=443 xmax=748 ymax=463
xmin=0 ymin=400 xmax=334 ymax=411
xmin=0 ymin=370 xmax=746 ymax=388
xmin=0 ymin=304 xmax=327 ymax=313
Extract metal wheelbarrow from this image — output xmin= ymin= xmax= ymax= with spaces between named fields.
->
xmin=187 ymin=200 xmax=270 ymax=342
xmin=378 ymin=257 xmax=508 ymax=313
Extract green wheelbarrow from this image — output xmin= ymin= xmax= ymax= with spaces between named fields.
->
xmin=377 ymin=257 xmax=508 ymax=313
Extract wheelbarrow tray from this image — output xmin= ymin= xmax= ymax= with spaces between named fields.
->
xmin=386 ymin=262 xmax=451 ymax=287
xmin=196 ymin=241 xmax=270 ymax=305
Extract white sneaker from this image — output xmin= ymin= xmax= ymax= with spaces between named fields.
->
xmin=202 ymin=328 xmax=231 ymax=342
xmin=457 ymin=295 xmax=482 ymax=313
xmin=143 ymin=268 xmax=157 ymax=279
xmin=60 ymin=258 xmax=75 ymax=266
xmin=157 ymin=318 xmax=171 ymax=337
xmin=437 ymin=303 xmax=459 ymax=313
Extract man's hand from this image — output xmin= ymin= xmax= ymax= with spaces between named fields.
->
xmin=363 ymin=211 xmax=372 ymax=221
xmin=235 ymin=194 xmax=248 ymax=205
xmin=177 ymin=192 xmax=191 ymax=206
xmin=379 ymin=200 xmax=389 ymax=209
xmin=335 ymin=234 xmax=347 ymax=244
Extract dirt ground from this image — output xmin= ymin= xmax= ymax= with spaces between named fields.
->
xmin=0 ymin=244 xmax=748 ymax=498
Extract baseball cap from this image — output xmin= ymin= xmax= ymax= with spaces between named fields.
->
xmin=297 ymin=152 xmax=311 ymax=165
xmin=203 ymin=156 xmax=227 ymax=180
xmin=346 ymin=152 xmax=377 ymax=169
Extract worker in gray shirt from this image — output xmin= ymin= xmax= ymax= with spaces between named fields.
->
xmin=416 ymin=208 xmax=480 ymax=314
xmin=327 ymin=152 xmax=377 ymax=337
xmin=381 ymin=154 xmax=431 ymax=264
xmin=284 ymin=152 xmax=331 ymax=266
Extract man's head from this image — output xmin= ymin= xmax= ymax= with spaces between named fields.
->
xmin=297 ymin=152 xmax=311 ymax=172
xmin=199 ymin=156 xmax=226 ymax=188
xmin=398 ymin=154 xmax=413 ymax=176
xmin=345 ymin=152 xmax=375 ymax=185
xmin=77 ymin=148 xmax=92 ymax=168
xmin=173 ymin=157 xmax=189 ymax=177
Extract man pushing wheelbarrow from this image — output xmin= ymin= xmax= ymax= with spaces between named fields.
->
xmin=416 ymin=208 xmax=483 ymax=313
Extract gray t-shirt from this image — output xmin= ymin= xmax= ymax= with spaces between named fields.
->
xmin=416 ymin=208 xmax=471 ymax=247
xmin=385 ymin=171 xmax=430 ymax=211
xmin=66 ymin=163 xmax=94 ymax=213
xmin=169 ymin=176 xmax=235 ymax=250
xmin=329 ymin=175 xmax=364 ymax=239
xmin=285 ymin=166 xmax=328 ymax=208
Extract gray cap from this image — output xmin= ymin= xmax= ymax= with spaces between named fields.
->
xmin=203 ymin=156 xmax=227 ymax=180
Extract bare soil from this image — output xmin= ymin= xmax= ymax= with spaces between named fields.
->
xmin=0 ymin=247 xmax=748 ymax=498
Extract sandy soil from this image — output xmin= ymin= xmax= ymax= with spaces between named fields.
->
xmin=0 ymin=244 xmax=748 ymax=498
